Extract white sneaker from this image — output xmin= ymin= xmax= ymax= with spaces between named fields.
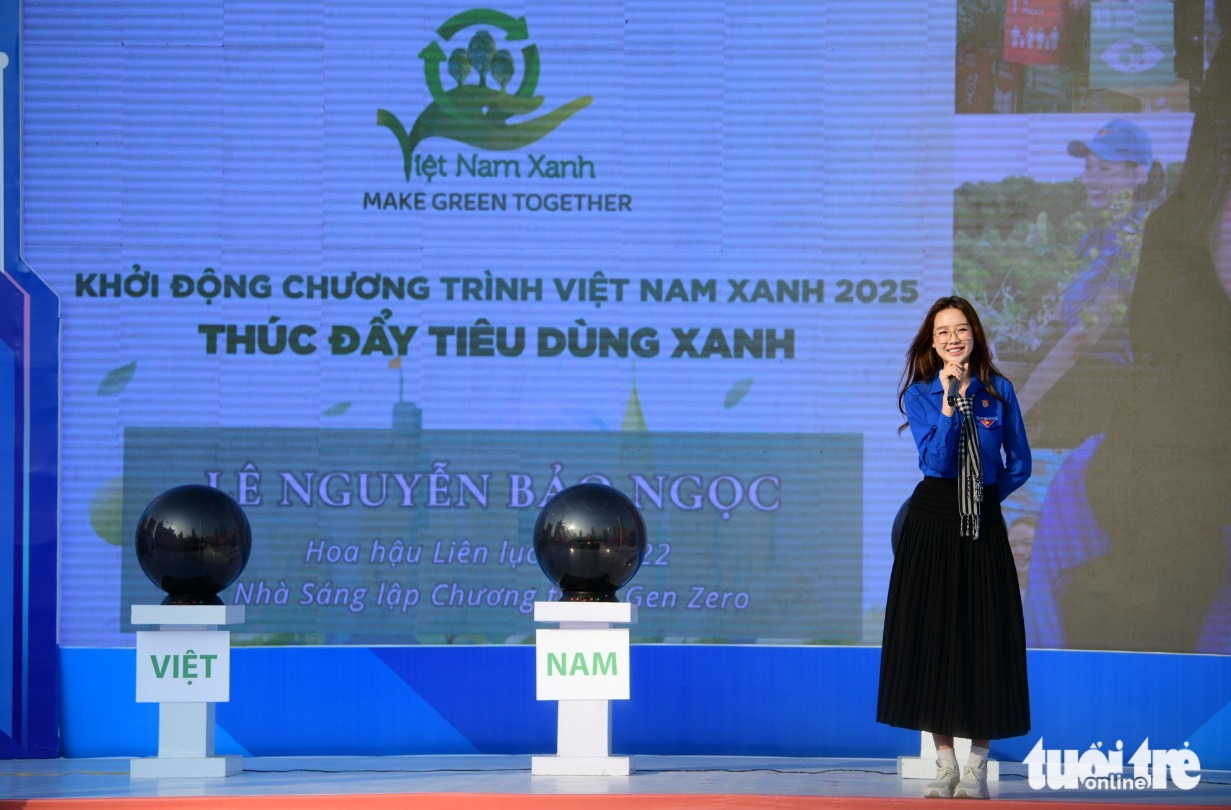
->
xmin=954 ymin=760 xmax=990 ymax=799
xmin=923 ymin=762 xmax=961 ymax=798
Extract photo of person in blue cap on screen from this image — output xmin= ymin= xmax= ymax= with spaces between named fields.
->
xmin=1015 ymin=118 xmax=1166 ymax=445
xmin=1024 ymin=25 xmax=1231 ymax=652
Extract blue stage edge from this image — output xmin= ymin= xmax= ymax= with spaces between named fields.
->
xmin=60 ymin=645 xmax=1231 ymax=768
xmin=0 ymin=0 xmax=60 ymax=760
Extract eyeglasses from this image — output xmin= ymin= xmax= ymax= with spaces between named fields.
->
xmin=934 ymin=325 xmax=972 ymax=343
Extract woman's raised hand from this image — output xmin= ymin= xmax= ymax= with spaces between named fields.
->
xmin=939 ymin=361 xmax=967 ymax=392
xmin=939 ymin=361 xmax=968 ymax=416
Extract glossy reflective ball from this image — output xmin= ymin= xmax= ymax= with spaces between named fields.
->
xmin=533 ymin=483 xmax=646 ymax=602
xmin=135 ymin=485 xmax=252 ymax=604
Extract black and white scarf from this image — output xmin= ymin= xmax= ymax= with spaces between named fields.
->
xmin=949 ymin=388 xmax=984 ymax=540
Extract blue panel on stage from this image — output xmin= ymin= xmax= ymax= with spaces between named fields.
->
xmin=617 ymin=646 xmax=918 ymax=758
xmin=1188 ymin=697 xmax=1231 ymax=768
xmin=220 ymin=647 xmax=479 ymax=757
xmin=59 ymin=647 xmax=158 ymax=757
xmin=992 ymin=650 xmax=1231 ymax=765
xmin=214 ymin=723 xmax=253 ymax=758
xmin=371 ymin=646 xmax=556 ymax=755
xmin=59 ymin=645 xmax=1231 ymax=769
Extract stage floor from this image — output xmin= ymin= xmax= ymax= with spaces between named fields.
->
xmin=1 ymin=755 xmax=1229 ymax=808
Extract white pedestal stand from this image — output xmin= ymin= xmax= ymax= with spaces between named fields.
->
xmin=129 ymin=604 xmax=245 ymax=778
xmin=898 ymin=731 xmax=999 ymax=781
xmin=531 ymin=601 xmax=636 ymax=776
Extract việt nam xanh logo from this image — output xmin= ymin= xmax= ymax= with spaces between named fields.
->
xmin=377 ymin=9 xmax=592 ymax=180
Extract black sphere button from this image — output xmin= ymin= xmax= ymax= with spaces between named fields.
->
xmin=533 ymin=483 xmax=646 ymax=602
xmin=135 ymin=484 xmax=252 ymax=605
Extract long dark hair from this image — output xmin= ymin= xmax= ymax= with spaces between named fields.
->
xmin=897 ymin=296 xmax=1008 ymax=433
xmin=1179 ymin=6 xmax=1231 ymax=251
xmin=1134 ymin=159 xmax=1167 ymax=207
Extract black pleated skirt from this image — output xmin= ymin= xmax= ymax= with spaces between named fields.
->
xmin=877 ymin=477 xmax=1031 ymax=740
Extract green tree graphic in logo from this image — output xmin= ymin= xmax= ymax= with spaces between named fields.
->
xmin=377 ymin=9 xmax=592 ymax=180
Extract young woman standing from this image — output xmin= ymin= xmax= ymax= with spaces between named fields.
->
xmin=878 ymin=296 xmax=1032 ymax=800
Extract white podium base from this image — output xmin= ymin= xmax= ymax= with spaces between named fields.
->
xmin=533 ymin=603 xmax=637 ymax=778
xmin=898 ymin=755 xmax=999 ymax=781
xmin=130 ymin=755 xmax=242 ymax=778
xmin=532 ymin=755 xmax=633 ymax=776
xmin=899 ymin=732 xmax=998 ymax=781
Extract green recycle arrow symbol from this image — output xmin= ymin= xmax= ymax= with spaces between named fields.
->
xmin=436 ymin=8 xmax=529 ymax=41
xmin=514 ymin=44 xmax=540 ymax=98
xmin=419 ymin=41 xmax=462 ymax=118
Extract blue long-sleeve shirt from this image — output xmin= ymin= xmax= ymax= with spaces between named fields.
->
xmin=904 ymin=374 xmax=1032 ymax=502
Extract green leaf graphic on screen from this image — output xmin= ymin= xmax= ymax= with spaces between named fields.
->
xmin=377 ymin=9 xmax=591 ymax=179
xmin=89 ymin=476 xmax=124 ymax=545
xmin=97 ymin=361 xmax=136 ymax=395
xmin=724 ymin=378 xmax=754 ymax=409
xmin=323 ymin=402 xmax=352 ymax=417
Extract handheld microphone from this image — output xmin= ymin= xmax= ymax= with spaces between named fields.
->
xmin=947 ymin=375 xmax=962 ymax=407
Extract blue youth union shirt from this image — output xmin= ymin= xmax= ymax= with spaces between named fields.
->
xmin=904 ymin=374 xmax=1032 ymax=501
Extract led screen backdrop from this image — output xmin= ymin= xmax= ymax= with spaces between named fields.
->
xmin=25 ymin=0 xmax=1231 ymax=652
